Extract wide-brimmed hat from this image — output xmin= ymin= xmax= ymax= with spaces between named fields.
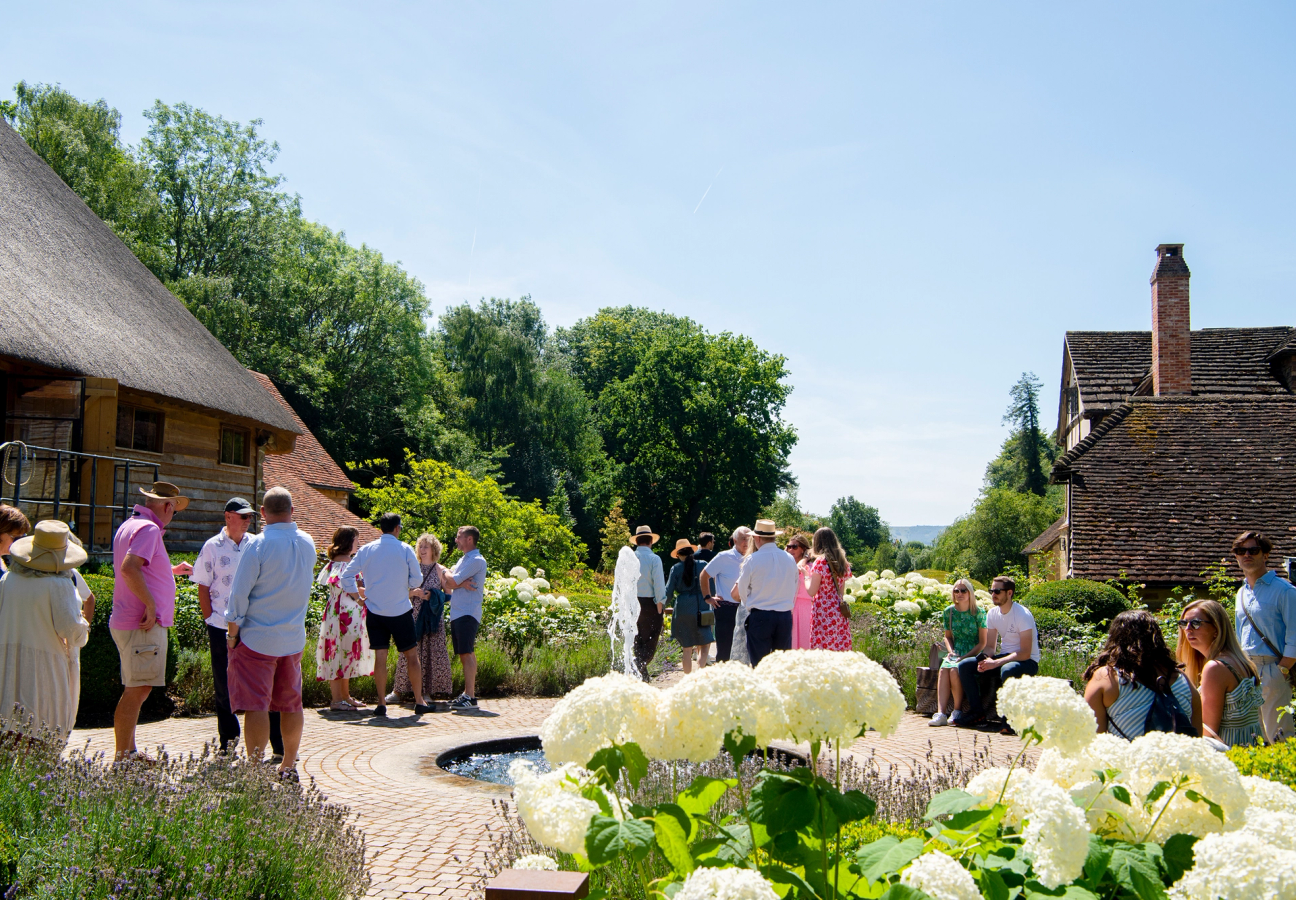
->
xmin=628 ymin=524 xmax=660 ymax=546
xmin=752 ymin=519 xmax=783 ymax=538
xmin=8 ymin=520 xmax=88 ymax=573
xmin=139 ymin=481 xmax=190 ymax=512
xmin=670 ymin=538 xmax=697 ymax=559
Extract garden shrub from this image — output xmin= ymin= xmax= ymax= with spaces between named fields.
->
xmin=1228 ymin=738 xmax=1296 ymax=788
xmin=1029 ymin=607 xmax=1082 ymax=640
xmin=77 ymin=574 xmax=178 ymax=727
xmin=0 ymin=819 xmax=16 ymax=898
xmin=1025 ymin=577 xmax=1129 ymax=625
xmin=0 ymin=733 xmax=369 ymax=899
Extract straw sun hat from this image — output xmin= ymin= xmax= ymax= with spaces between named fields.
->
xmin=8 ymin=520 xmax=88 ymax=573
xmin=752 ymin=519 xmax=784 ymax=538
xmin=139 ymin=481 xmax=190 ymax=511
xmin=628 ymin=524 xmax=660 ymax=546
xmin=670 ymin=538 xmax=697 ymax=559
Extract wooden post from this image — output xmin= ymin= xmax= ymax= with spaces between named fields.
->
xmin=484 ymin=870 xmax=589 ymax=900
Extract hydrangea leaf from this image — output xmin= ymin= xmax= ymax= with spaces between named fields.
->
xmin=1106 ymin=845 xmax=1166 ymax=900
xmin=855 ymin=836 xmax=925 ymax=883
xmin=978 ymin=866 xmax=1011 ymax=900
xmin=1080 ymin=836 xmax=1113 ymax=888
xmin=621 ymin=742 xmax=649 ymax=790
xmin=676 ymin=777 xmax=732 ymax=819
xmin=653 ymin=803 xmax=695 ymax=843
xmin=826 ymin=789 xmax=877 ymax=827
xmin=761 ymin=863 xmax=818 ymax=900
xmin=925 ymin=789 xmax=980 ymax=820
xmin=1159 ymin=834 xmax=1197 ymax=883
xmin=652 ymin=813 xmax=693 ymax=877
xmin=585 ymin=815 xmax=655 ymax=865
xmin=748 ymin=772 xmax=817 ymax=836
xmin=877 ymin=883 xmax=928 ymax=900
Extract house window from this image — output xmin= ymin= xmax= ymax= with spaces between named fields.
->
xmin=116 ymin=405 xmax=163 ymax=453
xmin=220 ymin=427 xmax=249 ymax=467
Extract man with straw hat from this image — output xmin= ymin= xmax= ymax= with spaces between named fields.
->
xmin=0 ymin=520 xmax=92 ymax=743
xmin=630 ymin=524 xmax=666 ymax=678
xmin=733 ymin=519 xmax=798 ymax=666
xmin=110 ymin=481 xmax=193 ymax=762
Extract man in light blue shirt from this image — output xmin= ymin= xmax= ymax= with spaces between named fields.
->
xmin=629 ymin=525 xmax=666 ymax=677
xmin=443 ymin=525 xmax=488 ymax=709
xmin=699 ymin=527 xmax=752 ymax=662
xmin=341 ymin=513 xmax=428 ymax=718
xmin=1233 ymin=530 xmax=1296 ymax=742
xmin=225 ymin=486 xmax=315 ymax=777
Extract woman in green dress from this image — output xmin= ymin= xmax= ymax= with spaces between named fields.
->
xmin=931 ymin=578 xmax=987 ymax=727
xmin=665 ymin=539 xmax=714 ymax=674
xmin=1176 ymin=598 xmax=1265 ymax=749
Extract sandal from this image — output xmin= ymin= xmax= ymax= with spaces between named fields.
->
xmin=329 ymin=701 xmax=354 ymax=711
xmin=345 ymin=698 xmax=367 ymax=709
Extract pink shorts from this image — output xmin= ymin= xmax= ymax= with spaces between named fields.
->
xmin=227 ymin=643 xmax=303 ymax=714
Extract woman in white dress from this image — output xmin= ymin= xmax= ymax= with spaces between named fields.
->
xmin=0 ymin=519 xmax=92 ymax=744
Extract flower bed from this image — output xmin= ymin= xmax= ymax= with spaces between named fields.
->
xmin=499 ymin=659 xmax=1296 ymax=900
xmin=842 ymin=570 xmax=992 ymax=620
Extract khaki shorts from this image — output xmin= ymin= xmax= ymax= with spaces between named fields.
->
xmin=111 ymin=626 xmax=169 ymax=687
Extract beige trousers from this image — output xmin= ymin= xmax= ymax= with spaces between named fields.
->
xmin=1252 ymin=655 xmax=1293 ymax=743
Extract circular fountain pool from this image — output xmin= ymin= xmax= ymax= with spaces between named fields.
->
xmin=435 ymin=735 xmax=550 ymax=786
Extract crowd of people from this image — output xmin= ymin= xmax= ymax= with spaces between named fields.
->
xmin=0 ymin=487 xmax=1292 ymax=770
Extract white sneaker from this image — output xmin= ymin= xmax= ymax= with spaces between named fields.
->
xmin=929 ymin=712 xmax=950 ymax=727
xmin=385 ymin=692 xmax=401 ymax=704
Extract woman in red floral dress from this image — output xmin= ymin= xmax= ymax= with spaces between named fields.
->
xmin=807 ymin=527 xmax=853 ymax=652
xmin=315 ymin=526 xmax=374 ymax=710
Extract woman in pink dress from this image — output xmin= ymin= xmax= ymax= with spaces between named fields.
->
xmin=807 ymin=527 xmax=853 ymax=652
xmin=786 ymin=533 xmax=814 ymax=649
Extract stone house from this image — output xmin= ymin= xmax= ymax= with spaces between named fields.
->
xmin=1025 ymin=244 xmax=1296 ymax=599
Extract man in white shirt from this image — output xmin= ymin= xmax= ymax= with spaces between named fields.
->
xmin=699 ymin=527 xmax=752 ymax=662
xmin=629 ymin=525 xmax=666 ymax=677
xmin=341 ymin=512 xmax=429 ymax=718
xmin=955 ymin=575 xmax=1039 ymax=731
xmin=732 ymin=519 xmax=798 ymax=666
xmin=442 ymin=525 xmax=488 ymax=710
xmin=192 ymin=497 xmax=281 ymax=754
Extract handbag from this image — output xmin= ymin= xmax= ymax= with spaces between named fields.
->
xmin=697 ymin=607 xmax=715 ymax=627
xmin=414 ymin=587 xmax=446 ymax=640
xmin=1237 ymin=597 xmax=1296 ymax=688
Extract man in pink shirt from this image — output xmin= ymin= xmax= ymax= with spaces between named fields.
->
xmin=110 ymin=481 xmax=193 ymax=761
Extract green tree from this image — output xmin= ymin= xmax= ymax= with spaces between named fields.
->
xmin=2 ymin=81 xmax=159 ymax=267
xmin=828 ymin=496 xmax=888 ymax=556
xmin=1001 ymin=372 xmax=1050 ymax=496
xmin=761 ymin=483 xmax=821 ymax=534
xmin=353 ymin=453 xmax=586 ymax=575
xmin=600 ymin=499 xmax=631 ymax=573
xmin=930 ymin=487 xmax=1062 ymax=583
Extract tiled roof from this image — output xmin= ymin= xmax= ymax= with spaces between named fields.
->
xmin=248 ymin=372 xmax=356 ymax=492
xmin=1066 ymin=327 xmax=1295 ymax=414
xmin=1023 ymin=516 xmax=1065 ymax=555
xmin=248 ymin=370 xmax=380 ymax=550
xmin=1053 ymin=395 xmax=1296 ymax=584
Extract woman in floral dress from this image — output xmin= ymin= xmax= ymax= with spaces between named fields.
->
xmin=392 ymin=534 xmax=454 ymax=703
xmin=315 ymin=526 xmax=374 ymax=710
xmin=807 ymin=527 xmax=853 ymax=652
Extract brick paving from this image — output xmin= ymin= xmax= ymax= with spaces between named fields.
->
xmin=70 ymin=694 xmax=1032 ymax=899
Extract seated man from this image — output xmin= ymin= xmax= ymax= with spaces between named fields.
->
xmin=955 ymin=575 xmax=1038 ymax=732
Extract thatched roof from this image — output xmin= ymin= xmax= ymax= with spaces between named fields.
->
xmin=0 ymin=119 xmax=299 ymax=436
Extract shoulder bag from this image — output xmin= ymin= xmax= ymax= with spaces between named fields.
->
xmin=1237 ymin=596 xmax=1296 ymax=688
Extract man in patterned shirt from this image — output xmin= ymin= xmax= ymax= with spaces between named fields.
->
xmin=192 ymin=498 xmax=281 ymax=756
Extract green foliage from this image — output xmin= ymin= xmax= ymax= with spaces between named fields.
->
xmin=762 ymin=484 xmax=825 ymax=535
xmin=353 ymin=453 xmax=586 ymax=575
xmin=1026 ymin=579 xmax=1131 ymax=626
xmin=1227 ymin=739 xmax=1296 ymax=787
xmin=995 ymin=372 xmax=1055 ymax=497
xmin=1200 ymin=558 xmax=1238 ymax=603
xmin=0 ymin=736 xmax=368 ymax=898
xmin=1029 ymin=607 xmax=1082 ymax=638
xmin=830 ymin=496 xmax=889 ymax=556
xmin=930 ymin=487 xmax=1063 ymax=584
xmin=600 ymin=500 xmax=631 ymax=572
xmin=77 ymin=574 xmax=178 ymax=727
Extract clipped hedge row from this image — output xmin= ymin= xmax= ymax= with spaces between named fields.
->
xmin=1024 ymin=578 xmax=1130 ymax=625
xmin=1228 ymin=736 xmax=1296 ymax=788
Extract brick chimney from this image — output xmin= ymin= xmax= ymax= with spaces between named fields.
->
xmin=1150 ymin=243 xmax=1192 ymax=395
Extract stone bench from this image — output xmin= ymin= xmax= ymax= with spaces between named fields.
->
xmin=914 ymin=642 xmax=1000 ymax=719
xmin=485 ymin=870 xmax=590 ymax=900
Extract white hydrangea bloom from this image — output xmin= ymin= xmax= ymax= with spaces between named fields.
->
xmin=756 ymin=650 xmax=905 ymax=743
xmin=510 ymin=761 xmax=608 ymax=855
xmin=1070 ymin=779 xmax=1149 ymax=840
xmin=540 ymin=673 xmax=663 ymax=765
xmin=900 ymin=852 xmax=980 ymax=900
xmin=517 ymin=588 xmax=536 ymax=603
xmin=509 ymin=566 xmax=529 ymax=579
xmin=536 ymin=568 xmax=546 ymax=577
xmin=1035 ymin=734 xmax=1135 ymax=790
xmin=513 ymin=854 xmax=559 ymax=871
xmin=1242 ymin=809 xmax=1296 ymax=851
xmin=894 ymin=600 xmax=922 ymax=617
xmin=1171 ymin=831 xmax=1296 ymax=900
xmin=905 ymin=571 xmax=925 ymax=583
xmin=1022 ymin=783 xmax=1091 ymax=888
xmin=1124 ymin=732 xmax=1248 ymax=839
xmin=1242 ymin=775 xmax=1296 ymax=815
xmin=880 ymin=569 xmax=897 ymax=579
xmin=674 ymin=867 xmax=779 ymax=900
xmin=997 ymin=676 xmax=1096 ymax=756
xmin=647 ymin=662 xmax=788 ymax=762
xmin=862 ymin=571 xmax=878 ymax=584
xmin=555 ymin=596 xmax=571 ymax=608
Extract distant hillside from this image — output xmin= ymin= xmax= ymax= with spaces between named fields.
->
xmin=888 ymin=525 xmax=947 ymax=546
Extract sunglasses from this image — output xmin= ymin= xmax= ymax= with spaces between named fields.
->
xmin=1178 ymin=618 xmax=1208 ymax=632
xmin=952 ymin=587 xmax=969 ymax=594
xmin=1234 ymin=546 xmax=1265 ymax=557
xmin=989 ymin=588 xmax=1009 ymax=595
xmin=233 ymin=513 xmax=253 ymax=520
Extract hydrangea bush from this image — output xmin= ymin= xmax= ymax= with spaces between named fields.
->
xmin=510 ymin=662 xmax=1296 ymax=900
xmin=482 ymin=568 xmax=604 ymax=665
xmin=844 ymin=571 xmax=992 ymax=620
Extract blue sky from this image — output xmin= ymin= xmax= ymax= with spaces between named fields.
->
xmin=5 ymin=3 xmax=1295 ymax=527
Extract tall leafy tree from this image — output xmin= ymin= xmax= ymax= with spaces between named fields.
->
xmin=1002 ymin=372 xmax=1049 ymax=496
xmin=930 ymin=487 xmax=1061 ymax=582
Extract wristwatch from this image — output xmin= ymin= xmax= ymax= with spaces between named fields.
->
xmin=1281 ymin=665 xmax=1290 ymax=677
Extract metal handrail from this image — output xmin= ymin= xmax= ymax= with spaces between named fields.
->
xmin=0 ymin=440 xmax=160 ymax=553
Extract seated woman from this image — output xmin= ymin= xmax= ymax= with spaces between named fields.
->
xmin=665 ymin=539 xmax=713 ymax=674
xmin=1084 ymin=609 xmax=1202 ymax=739
xmin=930 ymin=578 xmax=986 ymax=726
xmin=1176 ymin=598 xmax=1264 ymax=749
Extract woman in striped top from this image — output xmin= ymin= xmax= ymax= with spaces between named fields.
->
xmin=1177 ymin=598 xmax=1265 ymax=749
xmin=1084 ymin=610 xmax=1202 ymax=739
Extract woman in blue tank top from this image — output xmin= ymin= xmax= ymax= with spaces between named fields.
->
xmin=1084 ymin=610 xmax=1202 ymax=739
